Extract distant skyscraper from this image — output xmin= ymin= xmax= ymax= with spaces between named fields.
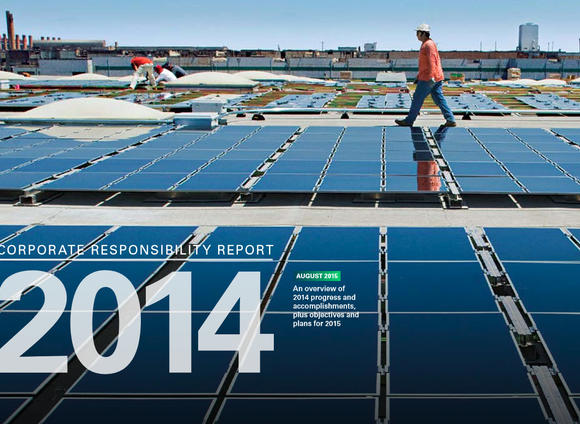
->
xmin=518 ymin=23 xmax=539 ymax=51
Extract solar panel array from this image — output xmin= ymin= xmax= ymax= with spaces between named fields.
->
xmin=357 ymin=94 xmax=412 ymax=109
xmin=435 ymin=127 xmax=580 ymax=194
xmin=15 ymin=79 xmax=130 ymax=89
xmin=444 ymin=93 xmax=507 ymax=110
xmin=0 ymin=125 xmax=170 ymax=190
xmin=0 ymin=124 xmax=578 ymax=195
xmin=515 ymin=94 xmax=580 ymax=110
xmin=2 ymin=225 xmax=579 ymax=422
xmin=265 ymin=93 xmax=336 ymax=109
xmin=169 ymin=93 xmax=260 ymax=111
xmin=0 ymin=92 xmax=96 ymax=110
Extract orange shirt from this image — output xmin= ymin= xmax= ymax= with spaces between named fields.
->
xmin=417 ymin=39 xmax=444 ymax=82
xmin=130 ymin=57 xmax=153 ymax=68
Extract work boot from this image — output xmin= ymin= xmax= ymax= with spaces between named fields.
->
xmin=442 ymin=121 xmax=457 ymax=127
xmin=395 ymin=119 xmax=412 ymax=127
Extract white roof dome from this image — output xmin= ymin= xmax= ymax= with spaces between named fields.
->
xmin=21 ymin=97 xmax=174 ymax=122
xmin=166 ymin=72 xmax=258 ymax=88
xmin=0 ymin=71 xmax=30 ymax=80
xmin=66 ymin=73 xmax=111 ymax=81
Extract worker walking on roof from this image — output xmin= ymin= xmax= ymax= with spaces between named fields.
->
xmin=163 ymin=62 xmax=187 ymax=78
xmin=154 ymin=65 xmax=177 ymax=84
xmin=396 ymin=24 xmax=456 ymax=128
xmin=129 ymin=56 xmax=156 ymax=90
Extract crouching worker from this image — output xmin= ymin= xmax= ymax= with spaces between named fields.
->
xmin=154 ymin=65 xmax=177 ymax=84
xmin=129 ymin=56 xmax=156 ymax=90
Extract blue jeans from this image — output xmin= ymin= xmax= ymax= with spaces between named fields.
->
xmin=404 ymin=80 xmax=455 ymax=124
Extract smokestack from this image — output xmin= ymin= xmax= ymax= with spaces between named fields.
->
xmin=1 ymin=34 xmax=6 ymax=50
xmin=40 ymin=36 xmax=44 ymax=40
xmin=52 ymin=37 xmax=56 ymax=41
xmin=15 ymin=34 xmax=20 ymax=50
xmin=28 ymin=35 xmax=32 ymax=49
xmin=6 ymin=11 xmax=15 ymax=50
xmin=22 ymin=34 xmax=27 ymax=49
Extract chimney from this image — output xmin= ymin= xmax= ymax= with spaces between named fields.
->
xmin=1 ymin=34 xmax=6 ymax=50
xmin=15 ymin=34 xmax=20 ymax=50
xmin=22 ymin=34 xmax=27 ymax=49
xmin=28 ymin=35 xmax=32 ymax=49
xmin=40 ymin=36 xmax=44 ymax=40
xmin=52 ymin=37 xmax=56 ymax=40
xmin=6 ymin=11 xmax=15 ymax=50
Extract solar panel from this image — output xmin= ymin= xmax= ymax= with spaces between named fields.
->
xmin=389 ymin=314 xmax=533 ymax=394
xmin=448 ymin=162 xmax=507 ymax=176
xmin=533 ymin=315 xmax=580 ymax=393
xmin=456 ymin=176 xmax=524 ymax=193
xmin=0 ymin=225 xmax=23 ymax=241
xmin=504 ymin=162 xmax=564 ymax=177
xmin=44 ymin=172 xmax=128 ymax=191
xmin=219 ymin=150 xmax=273 ymax=161
xmin=107 ymin=173 xmax=184 ymax=191
xmin=291 ymin=227 xmax=378 ymax=261
xmin=516 ymin=94 xmax=580 ymax=110
xmin=265 ymin=93 xmax=336 ymax=109
xmin=485 ymin=228 xmax=580 ymax=261
xmin=318 ymin=175 xmax=381 ymax=192
xmin=251 ymin=174 xmax=319 ymax=192
xmin=442 ymin=151 xmax=493 ymax=162
xmin=175 ymin=173 xmax=247 ymax=191
xmin=0 ymin=126 xmax=30 ymax=138
xmin=44 ymin=399 xmax=212 ymax=424
xmin=518 ymin=176 xmax=580 ymax=194
xmin=87 ymin=159 xmax=153 ymax=173
xmin=505 ymin=263 xmax=580 ymax=312
xmin=541 ymin=152 xmax=580 ymax=163
xmin=0 ymin=398 xmax=26 ymax=423
xmin=388 ymin=262 xmax=495 ymax=312
xmin=17 ymin=158 xmax=86 ymax=173
xmin=385 ymin=176 xmax=446 ymax=193
xmin=0 ymin=158 xmax=33 ymax=171
xmin=388 ymin=227 xmax=476 ymax=261
xmin=202 ymin=159 xmax=261 ymax=173
xmin=230 ymin=314 xmax=378 ymax=394
xmin=218 ymin=398 xmax=377 ymax=424
xmin=386 ymin=161 xmax=439 ymax=176
xmin=388 ymin=398 xmax=547 ymax=424
xmin=0 ymin=172 xmax=55 ymax=189
xmin=267 ymin=160 xmax=327 ymax=174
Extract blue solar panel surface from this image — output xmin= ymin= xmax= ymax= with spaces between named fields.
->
xmin=388 ymin=398 xmax=547 ymax=424
xmin=218 ymin=399 xmax=377 ymax=424
xmin=389 ymin=313 xmax=533 ymax=394
xmin=44 ymin=399 xmax=212 ymax=424
xmin=231 ymin=314 xmax=378 ymax=394
xmin=485 ymin=228 xmax=580 ymax=261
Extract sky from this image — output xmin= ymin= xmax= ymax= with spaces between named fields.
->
xmin=3 ymin=0 xmax=580 ymax=52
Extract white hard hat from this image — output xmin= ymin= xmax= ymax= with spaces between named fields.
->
xmin=416 ymin=24 xmax=431 ymax=32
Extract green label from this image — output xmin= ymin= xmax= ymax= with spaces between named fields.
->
xmin=295 ymin=271 xmax=341 ymax=282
